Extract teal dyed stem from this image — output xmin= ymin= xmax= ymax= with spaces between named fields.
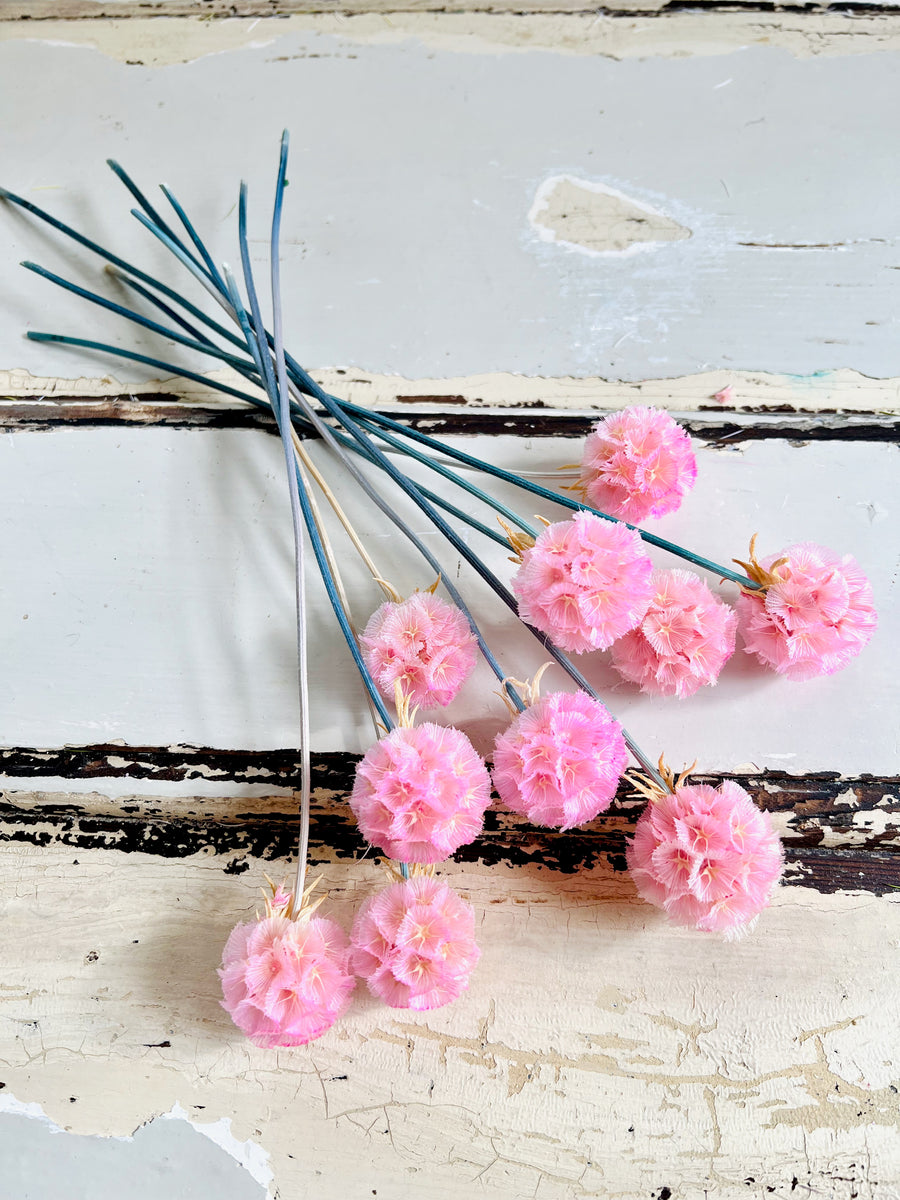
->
xmin=272 ymin=352 xmax=665 ymax=785
xmin=21 ymin=260 xmax=256 ymax=376
xmin=107 ymin=158 xmax=212 ymax=284
xmin=4 ymin=180 xmax=755 ymax=591
xmin=345 ymin=414 xmax=536 ymax=539
xmin=330 ymin=402 xmax=761 ymax=593
xmin=1 ymin=186 xmax=245 ymax=350
xmin=158 ymin=183 xmax=228 ymax=296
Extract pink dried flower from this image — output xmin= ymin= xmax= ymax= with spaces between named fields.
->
xmin=361 ymin=592 xmax=477 ymax=709
xmin=578 ymin=406 xmax=697 ymax=522
xmin=219 ymin=913 xmax=355 ymax=1047
xmin=626 ymin=781 xmax=783 ymax=934
xmin=611 ymin=569 xmax=738 ymax=698
xmin=736 ymin=542 xmax=877 ymax=681
xmin=511 ymin=511 xmax=654 ymax=653
xmin=351 ymin=875 xmax=480 ymax=1009
xmin=350 ymin=723 xmax=492 ymax=862
xmin=492 ymin=690 xmax=628 ymax=829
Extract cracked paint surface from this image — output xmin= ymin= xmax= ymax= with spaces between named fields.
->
xmin=0 ymin=846 xmax=897 ymax=1198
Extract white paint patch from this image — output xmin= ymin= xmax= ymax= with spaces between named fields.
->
xmin=0 ymin=1092 xmax=66 ymax=1129
xmin=0 ymin=1093 xmax=272 ymax=1192
xmin=528 ymin=174 xmax=691 ymax=258
xmin=161 ymin=1104 xmax=274 ymax=1192
xmin=17 ymin=39 xmax=83 ymax=51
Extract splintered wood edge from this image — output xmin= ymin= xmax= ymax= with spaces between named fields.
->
xmin=2 ymin=746 xmax=897 ymax=894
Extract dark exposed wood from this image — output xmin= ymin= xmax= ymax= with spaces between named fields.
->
xmin=7 ymin=1 xmax=900 ymax=18
xmin=2 ymin=396 xmax=898 ymax=443
xmin=2 ymin=745 xmax=897 ymax=893
xmin=0 ymin=396 xmax=271 ymax=432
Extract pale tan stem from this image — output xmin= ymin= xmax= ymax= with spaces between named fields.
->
xmin=294 ymin=451 xmax=384 ymax=741
xmin=291 ymin=429 xmax=400 ymax=602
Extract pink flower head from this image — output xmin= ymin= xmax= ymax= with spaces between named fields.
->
xmin=511 ymin=511 xmax=654 ymax=653
xmin=350 ymin=723 xmax=492 ymax=862
xmin=492 ymin=690 xmax=628 ymax=829
xmin=736 ymin=543 xmax=877 ymax=681
xmin=611 ymin=569 xmax=738 ymax=698
xmin=626 ymin=780 xmax=783 ymax=934
xmin=351 ymin=875 xmax=480 ymax=1010
xmin=578 ymin=406 xmax=697 ymax=522
xmin=219 ymin=913 xmax=355 ymax=1047
xmin=361 ymin=592 xmax=477 ymax=709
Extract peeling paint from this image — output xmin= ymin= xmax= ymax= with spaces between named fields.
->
xmin=0 ymin=1094 xmax=271 ymax=1196
xmin=2 ymin=366 xmax=899 ymax=414
xmin=6 ymin=14 xmax=900 ymax=68
xmin=529 ymin=176 xmax=691 ymax=258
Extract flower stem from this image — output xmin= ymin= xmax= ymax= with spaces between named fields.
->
xmin=331 ymin=402 xmax=761 ymax=592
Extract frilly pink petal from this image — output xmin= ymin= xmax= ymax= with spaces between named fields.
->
xmin=626 ymin=782 xmax=783 ymax=934
xmin=512 ymin=513 xmax=653 ymax=653
xmin=736 ymin=543 xmax=876 ymax=680
xmin=361 ymin=592 xmax=477 ymax=709
xmin=492 ymin=691 xmax=628 ymax=830
xmin=611 ymin=569 xmax=737 ymax=698
xmin=578 ymin=407 xmax=697 ymax=523
xmin=350 ymin=724 xmax=492 ymax=862
xmin=219 ymin=913 xmax=355 ymax=1048
xmin=351 ymin=878 xmax=480 ymax=1010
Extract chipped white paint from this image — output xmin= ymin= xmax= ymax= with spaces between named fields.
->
xmin=0 ymin=1093 xmax=268 ymax=1197
xmin=1 ymin=844 xmax=898 ymax=1199
xmin=0 ymin=1092 xmax=271 ymax=1188
xmin=161 ymin=1104 xmax=273 ymax=1191
xmin=529 ymin=176 xmax=692 ymax=258
xmin=3 ymin=10 xmax=899 ymax=1197
xmin=7 ymin=13 xmax=900 ymax=67
xmin=3 ymin=365 xmax=900 ymax=413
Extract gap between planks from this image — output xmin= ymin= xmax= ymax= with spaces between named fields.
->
xmin=1 ymin=746 xmax=897 ymax=894
xmin=2 ymin=396 xmax=900 ymax=443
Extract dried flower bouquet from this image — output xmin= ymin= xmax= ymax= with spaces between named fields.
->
xmin=2 ymin=134 xmax=877 ymax=1047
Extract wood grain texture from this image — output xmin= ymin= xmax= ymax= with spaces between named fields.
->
xmin=3 ymin=394 xmax=900 ymax=439
xmin=2 ymin=751 xmax=898 ymax=893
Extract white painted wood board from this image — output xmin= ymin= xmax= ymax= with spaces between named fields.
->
xmin=2 ymin=30 xmax=900 ymax=383
xmin=0 ymin=426 xmax=895 ymax=775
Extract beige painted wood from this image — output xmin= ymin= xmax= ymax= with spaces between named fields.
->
xmin=7 ymin=10 xmax=900 ymax=64
xmin=0 ymin=0 xmax=778 ymax=17
xmin=1 ymin=840 xmax=898 ymax=1199
xmin=3 ymin=364 xmax=899 ymax=413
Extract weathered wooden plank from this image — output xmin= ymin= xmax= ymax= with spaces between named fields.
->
xmin=3 ymin=367 xmax=899 ymax=414
xmin=1 ymin=841 xmax=898 ymax=1198
xmin=3 ymin=31 xmax=900 ymax=383
xmin=2 ymin=753 xmax=898 ymax=891
xmin=2 ymin=394 xmax=900 ymax=440
xmin=1 ymin=427 xmax=895 ymax=774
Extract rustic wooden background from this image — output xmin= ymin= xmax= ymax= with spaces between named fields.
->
xmin=1 ymin=3 xmax=898 ymax=1198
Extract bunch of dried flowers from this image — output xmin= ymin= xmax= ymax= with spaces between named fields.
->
xmin=2 ymin=133 xmax=877 ymax=1047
